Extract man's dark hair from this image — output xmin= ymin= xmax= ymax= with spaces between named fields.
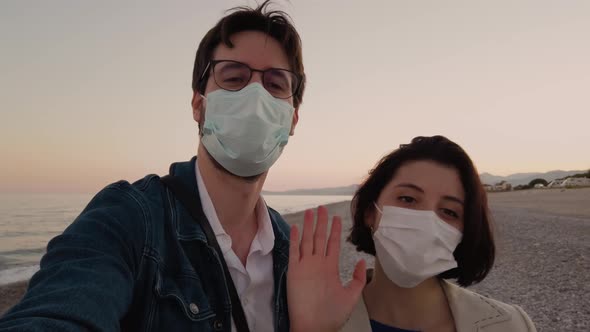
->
xmin=192 ymin=0 xmax=305 ymax=108
xmin=348 ymin=135 xmax=495 ymax=287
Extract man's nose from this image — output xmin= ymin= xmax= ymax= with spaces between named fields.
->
xmin=249 ymin=71 xmax=264 ymax=85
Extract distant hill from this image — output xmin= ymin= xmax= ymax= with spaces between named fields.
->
xmin=263 ymin=170 xmax=586 ymax=195
xmin=479 ymin=170 xmax=586 ymax=186
xmin=263 ymin=184 xmax=358 ymax=196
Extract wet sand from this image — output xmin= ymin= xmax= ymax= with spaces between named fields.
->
xmin=0 ymin=281 xmax=27 ymax=315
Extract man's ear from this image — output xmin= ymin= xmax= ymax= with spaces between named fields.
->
xmin=289 ymin=107 xmax=299 ymax=135
xmin=192 ymin=91 xmax=204 ymax=123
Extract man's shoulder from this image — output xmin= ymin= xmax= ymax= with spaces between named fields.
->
xmin=93 ymin=174 xmax=164 ymax=208
xmin=93 ymin=155 xmax=196 ymax=210
xmin=76 ymin=174 xmax=167 ymax=232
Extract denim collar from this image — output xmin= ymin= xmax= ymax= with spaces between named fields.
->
xmin=167 ymin=156 xmax=290 ymax=252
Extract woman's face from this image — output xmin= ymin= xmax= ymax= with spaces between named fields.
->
xmin=372 ymin=160 xmax=465 ymax=232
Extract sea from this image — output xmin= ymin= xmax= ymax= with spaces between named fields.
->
xmin=0 ymin=193 xmax=351 ymax=285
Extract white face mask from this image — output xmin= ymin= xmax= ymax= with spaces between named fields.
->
xmin=373 ymin=204 xmax=463 ymax=288
xmin=200 ymin=83 xmax=295 ymax=177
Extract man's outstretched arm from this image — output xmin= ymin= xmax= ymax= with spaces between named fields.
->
xmin=0 ymin=182 xmax=147 ymax=332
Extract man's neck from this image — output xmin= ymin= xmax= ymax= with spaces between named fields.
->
xmin=197 ymin=145 xmax=266 ymax=263
xmin=363 ymin=261 xmax=455 ymax=331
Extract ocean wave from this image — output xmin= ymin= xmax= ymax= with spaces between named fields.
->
xmin=0 ymin=265 xmax=39 ymax=286
xmin=0 ymin=247 xmax=46 ymax=256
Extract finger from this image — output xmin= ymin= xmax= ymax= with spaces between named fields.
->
xmin=346 ymin=259 xmax=367 ymax=296
xmin=300 ymin=209 xmax=314 ymax=258
xmin=352 ymin=259 xmax=367 ymax=285
xmin=312 ymin=205 xmax=329 ymax=255
xmin=326 ymin=216 xmax=342 ymax=259
xmin=288 ymin=225 xmax=300 ymax=266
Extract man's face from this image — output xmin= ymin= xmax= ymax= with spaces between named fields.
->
xmin=192 ymin=30 xmax=300 ymax=135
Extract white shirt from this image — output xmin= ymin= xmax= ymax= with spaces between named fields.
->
xmin=196 ymin=163 xmax=275 ymax=332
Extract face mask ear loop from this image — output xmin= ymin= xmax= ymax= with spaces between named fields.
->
xmin=196 ymin=93 xmax=208 ymax=138
xmin=369 ymin=202 xmax=382 ymax=235
xmin=373 ymin=202 xmax=383 ymax=214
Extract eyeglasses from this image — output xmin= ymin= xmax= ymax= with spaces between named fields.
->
xmin=200 ymin=60 xmax=302 ymax=99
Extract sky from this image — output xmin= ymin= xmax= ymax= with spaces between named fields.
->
xmin=1 ymin=0 xmax=589 ymax=194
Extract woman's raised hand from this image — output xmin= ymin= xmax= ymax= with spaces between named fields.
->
xmin=287 ymin=205 xmax=366 ymax=332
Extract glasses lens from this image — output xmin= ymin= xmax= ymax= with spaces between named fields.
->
xmin=264 ymin=69 xmax=299 ymax=99
xmin=213 ymin=61 xmax=251 ymax=91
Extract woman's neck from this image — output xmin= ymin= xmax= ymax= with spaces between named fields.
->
xmin=363 ymin=262 xmax=455 ymax=331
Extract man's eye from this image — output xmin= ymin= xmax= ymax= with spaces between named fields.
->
xmin=224 ymin=76 xmax=245 ymax=83
xmin=266 ymin=79 xmax=287 ymax=91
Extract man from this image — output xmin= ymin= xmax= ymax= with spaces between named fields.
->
xmin=1 ymin=1 xmax=368 ymax=330
xmin=0 ymin=2 xmax=305 ymax=331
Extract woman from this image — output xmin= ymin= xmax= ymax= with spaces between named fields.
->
xmin=339 ymin=135 xmax=536 ymax=332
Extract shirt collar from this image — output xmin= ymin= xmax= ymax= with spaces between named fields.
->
xmin=195 ymin=161 xmax=275 ymax=256
xmin=255 ymin=197 xmax=275 ymax=255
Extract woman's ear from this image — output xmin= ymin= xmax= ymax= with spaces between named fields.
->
xmin=365 ymin=203 xmax=380 ymax=233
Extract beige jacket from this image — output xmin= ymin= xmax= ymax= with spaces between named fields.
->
xmin=341 ymin=280 xmax=536 ymax=332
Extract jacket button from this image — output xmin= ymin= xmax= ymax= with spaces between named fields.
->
xmin=213 ymin=320 xmax=223 ymax=330
xmin=189 ymin=303 xmax=199 ymax=314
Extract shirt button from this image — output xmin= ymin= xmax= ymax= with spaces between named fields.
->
xmin=189 ymin=303 xmax=199 ymax=314
xmin=213 ymin=320 xmax=223 ymax=330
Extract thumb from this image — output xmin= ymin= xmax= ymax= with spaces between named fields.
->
xmin=345 ymin=259 xmax=366 ymax=300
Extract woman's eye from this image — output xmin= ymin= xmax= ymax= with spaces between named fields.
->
xmin=441 ymin=208 xmax=459 ymax=218
xmin=398 ymin=196 xmax=415 ymax=204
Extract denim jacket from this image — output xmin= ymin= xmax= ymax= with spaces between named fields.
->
xmin=0 ymin=157 xmax=291 ymax=331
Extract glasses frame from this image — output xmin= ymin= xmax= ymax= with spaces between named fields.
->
xmin=200 ymin=59 xmax=302 ymax=99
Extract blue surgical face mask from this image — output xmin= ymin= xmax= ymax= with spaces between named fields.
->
xmin=200 ymin=83 xmax=295 ymax=177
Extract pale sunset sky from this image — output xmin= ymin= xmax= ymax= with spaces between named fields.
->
xmin=1 ymin=0 xmax=589 ymax=194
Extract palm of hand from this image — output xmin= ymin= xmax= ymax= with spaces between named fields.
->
xmin=287 ymin=206 xmax=366 ymax=332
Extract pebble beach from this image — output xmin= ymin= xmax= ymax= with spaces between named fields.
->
xmin=284 ymin=188 xmax=590 ymax=331
xmin=2 ymin=188 xmax=589 ymax=331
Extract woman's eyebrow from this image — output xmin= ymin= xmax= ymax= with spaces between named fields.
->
xmin=393 ymin=183 xmax=424 ymax=192
xmin=443 ymin=195 xmax=464 ymax=206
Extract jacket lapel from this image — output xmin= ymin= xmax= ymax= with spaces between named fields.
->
xmin=441 ymin=281 xmax=511 ymax=331
xmin=340 ymin=280 xmax=513 ymax=332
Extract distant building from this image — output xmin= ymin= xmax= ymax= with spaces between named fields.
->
xmin=487 ymin=181 xmax=512 ymax=192
xmin=548 ymin=177 xmax=590 ymax=188
xmin=563 ymin=177 xmax=590 ymax=187
xmin=547 ymin=179 xmax=567 ymax=188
